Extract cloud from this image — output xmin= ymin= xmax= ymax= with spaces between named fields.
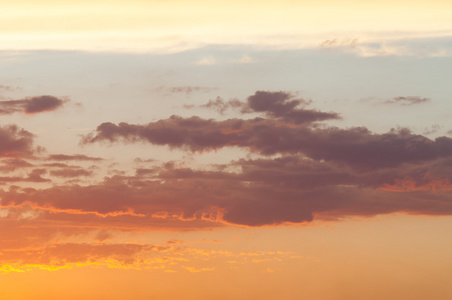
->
xmin=0 ymin=125 xmax=34 ymax=157
xmin=0 ymin=168 xmax=49 ymax=183
xmin=168 ymin=86 xmax=217 ymax=95
xmin=319 ymin=38 xmax=359 ymax=48
xmin=384 ymin=96 xmax=430 ymax=105
xmin=26 ymin=169 xmax=50 ymax=182
xmin=246 ymin=91 xmax=338 ymax=124
xmin=196 ymin=91 xmax=338 ymax=123
xmin=81 ymin=115 xmax=452 ymax=170
xmin=49 ymin=168 xmax=93 ymax=178
xmin=47 ymin=154 xmax=104 ymax=161
xmin=154 ymin=86 xmax=218 ymax=96
xmin=0 ymin=241 xmax=169 ymax=270
xmin=73 ymin=91 xmax=452 ymax=227
xmin=0 ymin=158 xmax=33 ymax=172
xmin=0 ymin=95 xmax=67 ymax=115
xmin=1 ymin=151 xmax=452 ymax=227
xmin=199 ymin=97 xmax=245 ymax=114
xmin=0 ymin=91 xmax=446 ymax=229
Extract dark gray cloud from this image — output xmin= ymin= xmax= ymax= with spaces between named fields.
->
xmin=0 ymin=95 xmax=67 ymax=115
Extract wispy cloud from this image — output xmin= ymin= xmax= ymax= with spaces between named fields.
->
xmin=384 ymin=96 xmax=430 ymax=105
xmin=47 ymin=154 xmax=104 ymax=161
xmin=154 ymin=86 xmax=218 ymax=96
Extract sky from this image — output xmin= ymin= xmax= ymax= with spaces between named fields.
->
xmin=1 ymin=0 xmax=452 ymax=299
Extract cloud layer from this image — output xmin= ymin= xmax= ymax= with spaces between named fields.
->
xmin=1 ymin=91 xmax=449 ymax=228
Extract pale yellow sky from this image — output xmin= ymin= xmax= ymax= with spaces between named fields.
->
xmin=1 ymin=0 xmax=452 ymax=52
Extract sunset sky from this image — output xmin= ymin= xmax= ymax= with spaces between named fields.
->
xmin=1 ymin=0 xmax=452 ymax=299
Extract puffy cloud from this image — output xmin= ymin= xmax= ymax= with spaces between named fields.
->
xmin=81 ymin=116 xmax=253 ymax=151
xmin=0 ymin=95 xmax=67 ymax=115
xmin=4 ymin=90 xmax=451 ymax=228
xmin=196 ymin=91 xmax=339 ymax=123
xmin=0 ymin=125 xmax=34 ymax=157
xmin=82 ymin=116 xmax=452 ymax=170
xmin=76 ymin=91 xmax=452 ymax=226
xmin=246 ymin=91 xmax=338 ymax=124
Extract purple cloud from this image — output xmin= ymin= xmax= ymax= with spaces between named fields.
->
xmin=0 ymin=95 xmax=67 ymax=115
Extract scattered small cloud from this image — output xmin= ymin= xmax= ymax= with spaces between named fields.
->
xmin=199 ymin=97 xmax=245 ymax=114
xmin=154 ymin=86 xmax=218 ymax=96
xmin=169 ymin=86 xmax=217 ymax=95
xmin=384 ymin=96 xmax=430 ymax=105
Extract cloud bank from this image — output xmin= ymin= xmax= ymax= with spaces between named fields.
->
xmin=2 ymin=91 xmax=450 ymax=228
